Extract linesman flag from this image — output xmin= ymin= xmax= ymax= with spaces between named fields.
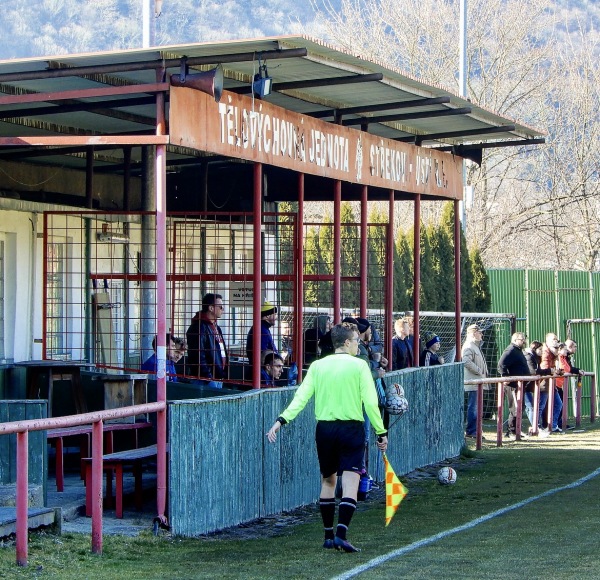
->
xmin=384 ymin=453 xmax=408 ymax=526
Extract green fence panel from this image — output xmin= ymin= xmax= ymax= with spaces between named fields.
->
xmin=526 ymin=270 xmax=558 ymax=342
xmin=489 ymin=268 xmax=600 ymax=418
xmin=0 ymin=400 xmax=47 ymax=504
xmin=168 ymin=364 xmax=464 ymax=537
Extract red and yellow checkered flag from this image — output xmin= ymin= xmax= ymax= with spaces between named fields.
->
xmin=384 ymin=453 xmax=408 ymax=526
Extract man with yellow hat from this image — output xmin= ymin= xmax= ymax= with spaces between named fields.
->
xmin=246 ymin=301 xmax=279 ymax=362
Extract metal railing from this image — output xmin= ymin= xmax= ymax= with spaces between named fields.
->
xmin=464 ymin=372 xmax=596 ymax=450
xmin=0 ymin=402 xmax=166 ymax=567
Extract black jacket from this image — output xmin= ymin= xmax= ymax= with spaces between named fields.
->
xmin=497 ymin=343 xmax=530 ymax=388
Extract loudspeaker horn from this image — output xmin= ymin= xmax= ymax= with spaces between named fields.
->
xmin=170 ymin=63 xmax=224 ymax=103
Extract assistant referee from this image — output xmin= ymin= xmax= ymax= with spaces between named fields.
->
xmin=266 ymin=322 xmax=388 ymax=553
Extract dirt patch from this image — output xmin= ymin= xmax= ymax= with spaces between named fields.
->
xmin=204 ymin=455 xmax=484 ymax=541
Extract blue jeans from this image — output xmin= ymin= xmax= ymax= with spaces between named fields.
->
xmin=524 ymin=391 xmax=548 ymax=428
xmin=191 ymin=379 xmax=223 ymax=389
xmin=466 ymin=391 xmax=478 ymax=436
xmin=551 ymin=390 xmax=563 ymax=430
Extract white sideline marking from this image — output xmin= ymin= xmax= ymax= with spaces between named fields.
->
xmin=333 ymin=467 xmax=600 ymax=580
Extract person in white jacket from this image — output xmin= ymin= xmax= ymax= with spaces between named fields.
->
xmin=462 ymin=324 xmax=488 ymax=438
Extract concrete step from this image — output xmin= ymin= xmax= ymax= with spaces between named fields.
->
xmin=0 ymin=507 xmax=59 ymax=538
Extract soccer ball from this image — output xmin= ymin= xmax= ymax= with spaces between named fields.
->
xmin=437 ymin=466 xmax=457 ymax=485
xmin=386 ymin=383 xmax=409 ymax=416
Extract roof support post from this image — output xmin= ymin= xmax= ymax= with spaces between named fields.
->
xmin=413 ymin=194 xmax=421 ymax=367
xmin=154 ymin=67 xmax=168 ymax=527
xmin=454 ymin=199 xmax=462 ymax=362
xmin=360 ymin=185 xmax=368 ymax=317
xmin=252 ymin=163 xmax=263 ymax=388
xmin=333 ymin=181 xmax=342 ymax=323
xmin=296 ymin=173 xmax=305 ymax=373
xmin=385 ymin=191 xmax=395 ymax=364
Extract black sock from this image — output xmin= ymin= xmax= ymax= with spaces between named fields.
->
xmin=336 ymin=497 xmax=357 ymax=540
xmin=319 ymin=497 xmax=336 ymax=539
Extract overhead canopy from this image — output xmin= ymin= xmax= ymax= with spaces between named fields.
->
xmin=0 ymin=35 xmax=545 ymax=192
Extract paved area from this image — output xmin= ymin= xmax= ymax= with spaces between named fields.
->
xmin=46 ymin=469 xmax=158 ymax=537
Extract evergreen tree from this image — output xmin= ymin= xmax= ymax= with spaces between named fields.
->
xmin=317 ymin=214 xmax=334 ymax=308
xmin=394 ymin=230 xmax=411 ymax=312
xmin=340 ymin=203 xmax=360 ymax=309
xmin=276 ymin=201 xmax=296 ymax=306
xmin=408 ymin=225 xmax=435 ymax=310
xmin=367 ymin=206 xmax=387 ymax=310
xmin=440 ymin=202 xmax=474 ymax=311
xmin=470 ymin=245 xmax=491 ymax=312
xmin=303 ymin=226 xmax=321 ymax=307
xmin=430 ymin=215 xmax=455 ymax=311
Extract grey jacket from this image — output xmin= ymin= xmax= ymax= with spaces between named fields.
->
xmin=462 ymin=338 xmax=488 ymax=391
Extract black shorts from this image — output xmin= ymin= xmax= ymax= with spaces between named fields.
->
xmin=315 ymin=420 xmax=365 ymax=477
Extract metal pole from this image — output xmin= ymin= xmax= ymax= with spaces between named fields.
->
xmin=459 ymin=0 xmax=468 ymax=230
xmin=252 ymin=163 xmax=263 ymax=388
xmin=360 ymin=185 xmax=368 ymax=317
xmin=91 ymin=419 xmax=103 ymax=554
xmin=454 ymin=199 xmax=462 ymax=362
xmin=154 ymin=69 xmax=168 ymax=526
xmin=16 ymin=431 xmax=28 ymax=566
xmin=296 ymin=174 xmax=305 ymax=372
xmin=333 ymin=181 xmax=341 ymax=323
xmin=385 ymin=191 xmax=395 ymax=361
xmin=413 ymin=194 xmax=421 ymax=366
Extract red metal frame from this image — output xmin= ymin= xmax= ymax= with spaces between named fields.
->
xmin=360 ymin=185 xmax=368 ymax=316
xmin=454 ymin=200 xmax=462 ymax=362
xmin=296 ymin=173 xmax=305 ymax=370
xmin=385 ymin=190 xmax=395 ymax=362
xmin=333 ymin=182 xmax=341 ymax=323
xmin=413 ymin=194 xmax=421 ymax=366
xmin=252 ymin=163 xmax=263 ymax=388
xmin=2 ymin=402 xmax=165 ymax=565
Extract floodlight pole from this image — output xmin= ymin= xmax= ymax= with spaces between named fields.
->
xmin=459 ymin=0 xmax=468 ymax=231
xmin=142 ymin=0 xmax=162 ymax=48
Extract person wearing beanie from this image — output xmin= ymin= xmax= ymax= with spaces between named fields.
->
xmin=420 ymin=331 xmax=444 ymax=366
xmin=266 ymin=322 xmax=388 ymax=553
xmin=246 ymin=301 xmax=279 ymax=362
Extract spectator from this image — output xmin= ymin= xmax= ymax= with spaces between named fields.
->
xmin=318 ymin=325 xmax=336 ymax=359
xmin=562 ymin=339 xmax=585 ymax=422
xmin=246 ymin=301 xmax=278 ymax=362
xmin=462 ymin=324 xmax=488 ymax=439
xmin=186 ymin=293 xmax=228 ymax=388
xmin=523 ymin=340 xmax=551 ymax=437
xmin=351 ymin=309 xmax=383 ymax=355
xmin=352 ymin=317 xmax=388 ymax=381
xmin=392 ymin=317 xmax=413 ymax=370
xmin=540 ymin=332 xmax=563 ymax=433
xmin=141 ymin=333 xmax=182 ymax=382
xmin=261 ymin=352 xmax=285 ymax=387
xmin=497 ymin=332 xmax=529 ymax=439
xmin=420 ymin=332 xmax=444 ymax=366
xmin=266 ymin=323 xmax=388 ymax=553
xmin=304 ymin=315 xmax=332 ymax=366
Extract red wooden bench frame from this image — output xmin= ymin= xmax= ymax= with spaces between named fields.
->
xmin=82 ymin=444 xmax=157 ymax=519
xmin=47 ymin=422 xmax=152 ymax=492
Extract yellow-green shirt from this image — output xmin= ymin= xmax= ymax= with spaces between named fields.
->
xmin=280 ymin=353 xmax=386 ymax=435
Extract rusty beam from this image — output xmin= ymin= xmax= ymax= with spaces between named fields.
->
xmin=0 ymin=82 xmax=169 ymax=106
xmin=0 ymin=135 xmax=168 ymax=146
xmin=0 ymin=48 xmax=308 ymax=83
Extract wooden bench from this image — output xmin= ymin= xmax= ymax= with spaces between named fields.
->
xmin=82 ymin=444 xmax=157 ymax=518
xmin=47 ymin=422 xmax=152 ymax=492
